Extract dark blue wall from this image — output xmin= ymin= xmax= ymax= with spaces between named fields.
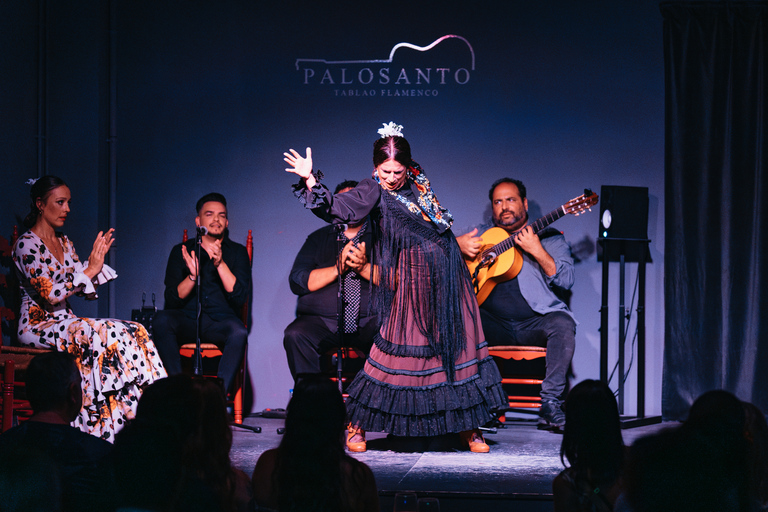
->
xmin=1 ymin=1 xmax=665 ymax=413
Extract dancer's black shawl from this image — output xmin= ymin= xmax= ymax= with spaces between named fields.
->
xmin=295 ymin=176 xmax=476 ymax=381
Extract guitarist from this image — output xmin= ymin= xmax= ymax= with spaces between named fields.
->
xmin=456 ymin=178 xmax=576 ymax=430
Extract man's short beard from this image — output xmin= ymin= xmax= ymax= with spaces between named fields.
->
xmin=494 ymin=211 xmax=528 ymax=230
xmin=207 ymin=228 xmax=226 ymax=240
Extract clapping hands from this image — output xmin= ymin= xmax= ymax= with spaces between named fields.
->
xmin=338 ymin=241 xmax=367 ymax=274
xmin=86 ymin=228 xmax=115 ymax=277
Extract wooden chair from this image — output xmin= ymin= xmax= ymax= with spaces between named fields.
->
xmin=326 ymin=346 xmax=366 ymax=398
xmin=0 ymin=346 xmax=53 ymax=431
xmin=0 ymin=226 xmax=56 ymax=430
xmin=488 ymin=287 xmax=571 ymax=420
xmin=487 ymin=345 xmax=547 ymax=419
xmin=178 ymin=229 xmax=252 ymax=424
xmin=0 ymin=226 xmax=20 ymax=346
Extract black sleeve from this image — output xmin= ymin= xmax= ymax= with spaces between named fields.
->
xmin=299 ymin=178 xmax=382 ymax=225
xmin=163 ymin=242 xmax=190 ymax=309
xmin=224 ymin=242 xmax=251 ymax=309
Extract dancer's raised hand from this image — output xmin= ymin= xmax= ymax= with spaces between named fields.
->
xmin=284 ymin=147 xmax=316 ymax=188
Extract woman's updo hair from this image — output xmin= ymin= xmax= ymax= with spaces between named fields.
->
xmin=373 ymin=136 xmax=412 ymax=168
xmin=24 ymin=175 xmax=68 ymax=229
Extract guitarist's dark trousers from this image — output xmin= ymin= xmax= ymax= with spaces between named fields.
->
xmin=480 ymin=308 xmax=575 ymax=403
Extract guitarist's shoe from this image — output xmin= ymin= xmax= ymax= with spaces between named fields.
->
xmin=537 ymin=400 xmax=565 ymax=431
xmin=346 ymin=424 xmax=367 ymax=452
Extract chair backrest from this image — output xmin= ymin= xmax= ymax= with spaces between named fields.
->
xmin=0 ymin=226 xmax=20 ymax=345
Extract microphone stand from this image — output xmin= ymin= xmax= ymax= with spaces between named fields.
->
xmin=194 ymin=228 xmax=204 ymax=376
xmin=335 ymin=223 xmax=347 ymax=395
xmin=190 ymin=228 xmax=261 ymax=434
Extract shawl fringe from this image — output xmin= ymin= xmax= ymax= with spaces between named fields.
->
xmin=371 ymin=192 xmax=476 ymax=382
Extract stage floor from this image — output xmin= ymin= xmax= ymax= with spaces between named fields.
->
xmin=231 ymin=415 xmax=673 ymax=512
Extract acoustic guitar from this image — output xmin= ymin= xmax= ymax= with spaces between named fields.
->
xmin=466 ymin=189 xmax=598 ymax=306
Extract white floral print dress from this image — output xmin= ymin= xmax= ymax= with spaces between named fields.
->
xmin=12 ymin=231 xmax=166 ymax=441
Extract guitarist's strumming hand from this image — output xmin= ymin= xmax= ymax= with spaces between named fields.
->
xmin=514 ymin=225 xmax=557 ymax=277
xmin=457 ymin=228 xmax=484 ymax=260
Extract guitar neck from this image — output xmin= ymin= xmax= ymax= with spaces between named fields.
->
xmin=530 ymin=205 xmax=566 ymax=235
xmin=492 ymin=206 xmax=566 ymax=255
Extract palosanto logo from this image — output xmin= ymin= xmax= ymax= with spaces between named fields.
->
xmin=295 ymin=35 xmax=475 ymax=97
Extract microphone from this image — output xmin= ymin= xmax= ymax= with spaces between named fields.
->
xmin=196 ymin=226 xmax=208 ymax=236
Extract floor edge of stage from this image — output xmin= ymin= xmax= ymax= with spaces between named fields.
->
xmin=231 ymin=415 xmax=675 ymax=512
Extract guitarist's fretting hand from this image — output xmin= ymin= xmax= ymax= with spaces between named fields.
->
xmin=514 ymin=225 xmax=557 ymax=277
xmin=457 ymin=228 xmax=484 ymax=260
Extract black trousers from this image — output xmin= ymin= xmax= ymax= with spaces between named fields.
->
xmin=480 ymin=308 xmax=576 ymax=403
xmin=152 ymin=309 xmax=247 ymax=394
xmin=283 ymin=315 xmax=378 ymax=384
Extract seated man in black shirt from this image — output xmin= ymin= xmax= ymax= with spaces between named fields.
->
xmin=283 ymin=181 xmax=377 ymax=383
xmin=153 ymin=192 xmax=251 ymax=395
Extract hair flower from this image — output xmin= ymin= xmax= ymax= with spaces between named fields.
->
xmin=25 ymin=178 xmax=39 ymax=186
xmin=377 ymin=122 xmax=404 ymax=138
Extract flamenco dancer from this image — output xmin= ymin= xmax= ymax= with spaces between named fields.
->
xmin=284 ymin=122 xmax=506 ymax=453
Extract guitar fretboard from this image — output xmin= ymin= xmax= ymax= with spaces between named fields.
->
xmin=483 ymin=205 xmax=566 ymax=257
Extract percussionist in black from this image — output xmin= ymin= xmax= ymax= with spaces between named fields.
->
xmin=283 ymin=181 xmax=377 ymax=383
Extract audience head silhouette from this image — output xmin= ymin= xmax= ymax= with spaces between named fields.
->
xmin=25 ymin=351 xmax=82 ymax=422
xmin=251 ymin=374 xmax=379 ymax=512
xmin=112 ymin=374 xmax=244 ymax=512
xmin=560 ymin=379 xmax=624 ymax=482
xmin=624 ymin=389 xmax=751 ymax=512
xmin=553 ymin=379 xmax=624 ymax=511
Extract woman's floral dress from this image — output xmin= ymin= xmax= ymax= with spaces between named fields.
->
xmin=12 ymin=231 xmax=166 ymax=441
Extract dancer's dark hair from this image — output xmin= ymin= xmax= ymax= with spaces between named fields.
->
xmin=373 ymin=136 xmax=412 ymax=168
xmin=23 ymin=175 xmax=68 ymax=228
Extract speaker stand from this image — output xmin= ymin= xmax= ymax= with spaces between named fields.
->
xmin=599 ymin=238 xmax=661 ymax=429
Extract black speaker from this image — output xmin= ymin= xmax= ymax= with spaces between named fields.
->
xmin=598 ymin=185 xmax=649 ymax=240
xmin=597 ymin=185 xmax=650 ymax=263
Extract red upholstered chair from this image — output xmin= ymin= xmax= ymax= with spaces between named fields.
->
xmin=178 ymin=229 xmax=252 ymax=424
xmin=487 ymin=345 xmax=547 ymax=419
